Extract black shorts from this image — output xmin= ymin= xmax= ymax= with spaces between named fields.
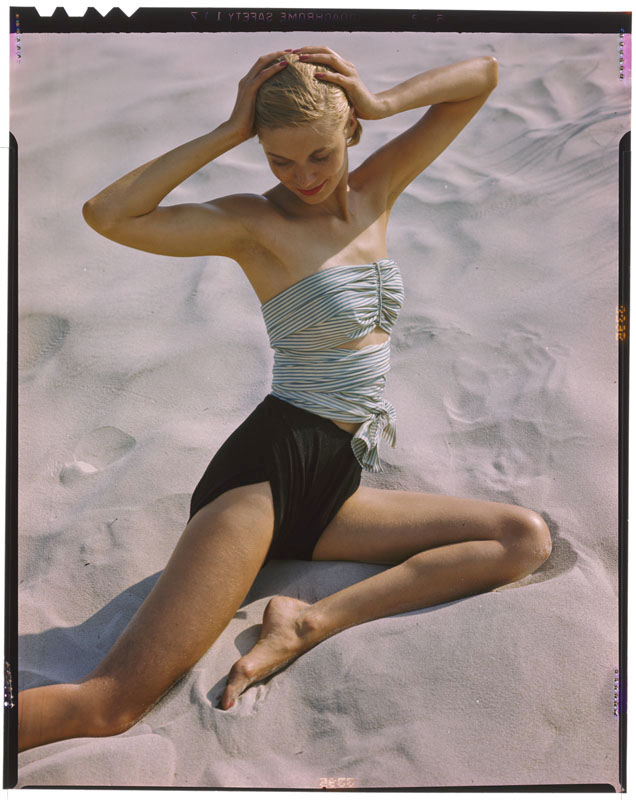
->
xmin=188 ymin=394 xmax=363 ymax=566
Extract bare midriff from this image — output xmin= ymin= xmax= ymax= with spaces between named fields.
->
xmin=329 ymin=325 xmax=389 ymax=433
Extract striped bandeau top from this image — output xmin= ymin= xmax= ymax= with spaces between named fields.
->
xmin=260 ymin=258 xmax=405 ymax=472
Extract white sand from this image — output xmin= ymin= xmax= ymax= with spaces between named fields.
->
xmin=11 ymin=30 xmax=627 ymax=788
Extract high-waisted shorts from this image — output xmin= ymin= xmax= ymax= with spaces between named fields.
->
xmin=188 ymin=394 xmax=363 ymax=567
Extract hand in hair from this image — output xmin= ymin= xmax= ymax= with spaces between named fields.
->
xmin=293 ymin=45 xmax=387 ymax=120
xmin=226 ymin=50 xmax=292 ymax=142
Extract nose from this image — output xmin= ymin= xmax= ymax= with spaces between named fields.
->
xmin=294 ymin=167 xmax=317 ymax=188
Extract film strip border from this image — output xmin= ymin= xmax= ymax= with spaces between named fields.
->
xmin=618 ymin=27 xmax=632 ymax=83
xmin=13 ymin=11 xmax=21 ymax=63
xmin=9 ymin=7 xmax=633 ymax=34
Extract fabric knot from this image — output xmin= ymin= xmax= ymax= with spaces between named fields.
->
xmin=351 ymin=400 xmax=397 ymax=473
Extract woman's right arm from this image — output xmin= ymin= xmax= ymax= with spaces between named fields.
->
xmin=83 ymin=123 xmax=249 ymax=257
xmin=83 ymin=51 xmax=290 ymax=258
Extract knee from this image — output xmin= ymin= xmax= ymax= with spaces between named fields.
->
xmin=498 ymin=506 xmax=552 ymax=575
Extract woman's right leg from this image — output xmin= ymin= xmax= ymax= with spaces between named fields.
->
xmin=18 ymin=481 xmax=275 ymax=753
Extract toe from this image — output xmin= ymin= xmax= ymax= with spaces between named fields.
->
xmin=220 ymin=683 xmax=239 ymax=710
xmin=220 ymin=660 xmax=254 ymax=709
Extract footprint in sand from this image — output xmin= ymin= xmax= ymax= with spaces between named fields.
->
xmin=447 ymin=329 xmax=568 ymax=426
xmin=19 ymin=312 xmax=70 ymax=372
xmin=445 ymin=329 xmax=571 ymax=488
xmin=60 ymin=426 xmax=136 ymax=484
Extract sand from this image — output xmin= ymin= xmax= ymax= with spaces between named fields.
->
xmin=10 ymin=29 xmax=627 ymax=789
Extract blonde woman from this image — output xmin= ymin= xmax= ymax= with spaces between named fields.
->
xmin=18 ymin=47 xmax=551 ymax=752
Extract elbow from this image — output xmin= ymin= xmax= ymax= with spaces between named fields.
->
xmin=82 ymin=200 xmax=94 ymax=224
xmin=483 ymin=55 xmax=499 ymax=88
xmin=82 ymin=199 xmax=98 ymax=225
xmin=82 ymin=199 xmax=111 ymax=233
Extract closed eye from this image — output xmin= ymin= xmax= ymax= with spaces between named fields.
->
xmin=271 ymin=153 xmax=330 ymax=167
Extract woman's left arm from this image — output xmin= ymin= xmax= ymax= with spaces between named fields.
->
xmin=377 ymin=56 xmax=497 ymax=116
xmin=299 ymin=48 xmax=498 ymax=208
xmin=366 ymin=56 xmax=498 ymax=206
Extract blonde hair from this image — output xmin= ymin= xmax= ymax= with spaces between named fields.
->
xmin=254 ymin=53 xmax=362 ymax=146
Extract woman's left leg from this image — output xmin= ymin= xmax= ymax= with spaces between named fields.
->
xmin=221 ymin=487 xmax=551 ymax=708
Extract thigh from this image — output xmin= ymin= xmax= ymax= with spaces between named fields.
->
xmin=86 ymin=482 xmax=275 ymax=720
xmin=311 ymin=486 xmax=533 ymax=565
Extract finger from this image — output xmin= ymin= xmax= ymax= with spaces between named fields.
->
xmin=314 ymin=70 xmax=350 ymax=86
xmin=262 ymin=59 xmax=289 ymax=72
xmin=292 ymin=45 xmax=336 ymax=55
xmin=245 ymin=50 xmax=292 ymax=77
xmin=297 ymin=52 xmax=335 ymax=62
xmin=256 ymin=49 xmax=294 ymax=63
xmin=258 ymin=61 xmax=289 ymax=84
xmin=297 ymin=52 xmax=353 ymax=74
xmin=247 ymin=58 xmax=289 ymax=89
xmin=295 ymin=47 xmax=354 ymax=69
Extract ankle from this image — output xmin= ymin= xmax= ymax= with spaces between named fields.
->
xmin=18 ymin=683 xmax=87 ymax=752
xmin=295 ymin=606 xmax=329 ymax=648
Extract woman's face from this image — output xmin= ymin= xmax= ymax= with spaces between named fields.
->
xmin=259 ymin=119 xmax=352 ymax=204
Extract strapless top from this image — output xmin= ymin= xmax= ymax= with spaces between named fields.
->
xmin=261 ymin=258 xmax=405 ymax=472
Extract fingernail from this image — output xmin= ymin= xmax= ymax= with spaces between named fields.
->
xmin=284 ymin=49 xmax=292 ymax=52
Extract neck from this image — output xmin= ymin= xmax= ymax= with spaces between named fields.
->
xmin=320 ymin=174 xmax=351 ymax=221
xmin=289 ymin=152 xmax=352 ymax=221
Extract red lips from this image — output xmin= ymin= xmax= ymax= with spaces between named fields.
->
xmin=298 ymin=180 xmax=326 ymax=196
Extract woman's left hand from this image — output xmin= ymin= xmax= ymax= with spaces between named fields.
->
xmin=293 ymin=46 xmax=387 ymax=120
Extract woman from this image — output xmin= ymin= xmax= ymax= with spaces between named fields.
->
xmin=18 ymin=47 xmax=551 ymax=753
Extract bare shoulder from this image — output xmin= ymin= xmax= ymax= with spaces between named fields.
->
xmin=201 ymin=192 xmax=286 ymax=258
xmin=210 ymin=192 xmax=271 ymax=216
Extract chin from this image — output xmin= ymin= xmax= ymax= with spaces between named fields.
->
xmin=297 ymin=191 xmax=326 ymax=203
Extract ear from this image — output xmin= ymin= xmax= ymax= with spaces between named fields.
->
xmin=345 ymin=109 xmax=357 ymax=138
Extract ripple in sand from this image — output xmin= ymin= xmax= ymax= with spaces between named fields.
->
xmin=18 ymin=312 xmax=70 ymax=372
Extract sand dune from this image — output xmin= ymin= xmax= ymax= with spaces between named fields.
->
xmin=12 ymin=30 xmax=627 ymax=788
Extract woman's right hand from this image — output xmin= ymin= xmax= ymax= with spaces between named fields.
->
xmin=225 ymin=51 xmax=291 ymax=142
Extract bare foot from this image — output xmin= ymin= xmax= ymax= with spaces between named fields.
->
xmin=220 ymin=596 xmax=320 ymax=710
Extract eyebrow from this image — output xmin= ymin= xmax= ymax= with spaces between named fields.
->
xmin=266 ymin=147 xmax=330 ymax=160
